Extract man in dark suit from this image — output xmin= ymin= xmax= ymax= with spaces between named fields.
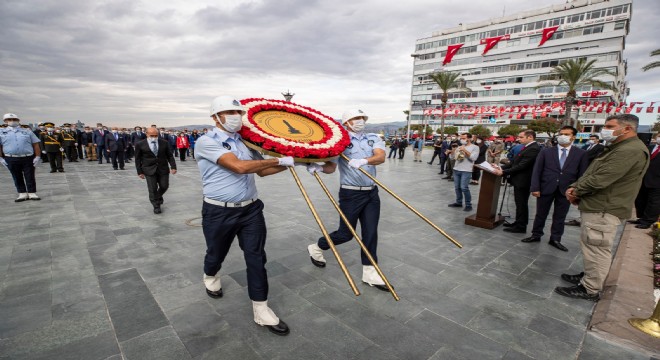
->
xmin=524 ymin=126 xmax=589 ymax=251
xmin=631 ymin=136 xmax=660 ymax=229
xmin=131 ymin=126 xmax=147 ymax=146
xmin=105 ymin=126 xmax=128 ymax=170
xmin=583 ymin=134 xmax=605 ymax=163
xmin=494 ymin=130 xmax=540 ymax=233
xmin=92 ymin=123 xmax=110 ymax=164
xmin=135 ymin=128 xmax=177 ymax=214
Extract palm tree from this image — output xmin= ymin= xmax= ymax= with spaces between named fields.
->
xmin=642 ymin=49 xmax=660 ymax=72
xmin=428 ymin=71 xmax=471 ymax=137
xmin=536 ymin=58 xmax=616 ymax=125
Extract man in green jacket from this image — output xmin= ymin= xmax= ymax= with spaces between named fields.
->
xmin=556 ymin=114 xmax=649 ymax=301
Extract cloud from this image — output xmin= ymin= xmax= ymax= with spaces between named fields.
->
xmin=0 ymin=0 xmax=658 ymax=126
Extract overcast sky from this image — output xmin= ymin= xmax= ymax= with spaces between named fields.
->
xmin=1 ymin=0 xmax=658 ymax=127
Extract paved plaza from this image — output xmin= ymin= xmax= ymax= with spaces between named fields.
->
xmin=0 ymin=150 xmax=655 ymax=359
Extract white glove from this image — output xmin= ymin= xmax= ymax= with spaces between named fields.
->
xmin=0 ymin=158 xmax=7 ymax=167
xmin=277 ymin=156 xmax=294 ymax=167
xmin=33 ymin=157 xmax=41 ymax=166
xmin=59 ymin=147 xmax=64 ymax=152
xmin=348 ymin=158 xmax=368 ymax=169
xmin=42 ymin=150 xmax=47 ymax=154
xmin=306 ymin=163 xmax=323 ymax=174
xmin=74 ymin=143 xmax=78 ymax=146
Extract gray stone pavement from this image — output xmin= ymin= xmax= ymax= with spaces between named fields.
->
xmin=0 ymin=150 xmax=654 ymax=359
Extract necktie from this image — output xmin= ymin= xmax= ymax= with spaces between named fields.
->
xmin=652 ymin=146 xmax=660 ymax=160
xmin=560 ymin=148 xmax=567 ymax=169
xmin=151 ymin=141 xmax=158 ymax=155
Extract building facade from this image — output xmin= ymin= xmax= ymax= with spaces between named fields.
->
xmin=410 ymin=0 xmax=632 ymax=136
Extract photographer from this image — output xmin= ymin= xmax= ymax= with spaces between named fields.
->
xmin=447 ymin=133 xmax=479 ymax=211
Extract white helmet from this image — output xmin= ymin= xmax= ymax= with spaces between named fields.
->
xmin=210 ymin=96 xmax=245 ymax=117
xmin=341 ymin=109 xmax=368 ymax=124
xmin=3 ymin=113 xmax=19 ymax=121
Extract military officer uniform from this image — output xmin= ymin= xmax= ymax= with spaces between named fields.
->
xmin=60 ymin=123 xmax=78 ymax=162
xmin=39 ymin=122 xmax=65 ymax=173
xmin=0 ymin=113 xmax=42 ymax=201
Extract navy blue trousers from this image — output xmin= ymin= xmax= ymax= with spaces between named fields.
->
xmin=6 ymin=156 xmax=36 ymax=193
xmin=202 ymin=200 xmax=268 ymax=301
xmin=531 ymin=188 xmax=570 ymax=242
xmin=318 ymin=187 xmax=380 ymax=265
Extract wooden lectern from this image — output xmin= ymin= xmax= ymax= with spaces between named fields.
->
xmin=465 ymin=164 xmax=506 ymax=229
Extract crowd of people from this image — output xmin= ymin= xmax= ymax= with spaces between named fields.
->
xmin=1 ymin=108 xmax=658 ymax=336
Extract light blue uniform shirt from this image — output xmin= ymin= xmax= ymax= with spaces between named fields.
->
xmin=0 ymin=127 xmax=40 ymax=155
xmin=195 ymin=128 xmax=263 ymax=203
xmin=338 ymin=132 xmax=386 ymax=186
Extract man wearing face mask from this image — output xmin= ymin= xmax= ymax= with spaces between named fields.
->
xmin=493 ymin=130 xmax=540 ymax=234
xmin=307 ymin=109 xmax=390 ymax=292
xmin=0 ymin=113 xmax=43 ymax=202
xmin=105 ymin=127 xmax=128 ymax=170
xmin=195 ymin=96 xmax=294 ymax=336
xmin=92 ymin=124 xmax=110 ymax=164
xmin=60 ymin=123 xmax=78 ymax=162
xmin=557 ymin=114 xmax=649 ymax=301
xmin=447 ymin=133 xmax=479 ymax=211
xmin=525 ymin=126 xmax=588 ymax=251
xmin=39 ymin=122 xmax=65 ymax=173
xmin=134 ymin=128 xmax=177 ymax=213
xmin=81 ymin=126 xmax=97 ymax=162
xmin=566 ymin=134 xmax=605 ymax=227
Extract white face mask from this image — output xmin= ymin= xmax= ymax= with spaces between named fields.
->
xmin=349 ymin=119 xmax=365 ymax=133
xmin=600 ymin=128 xmax=621 ymax=142
xmin=148 ymin=136 xmax=158 ymax=141
xmin=221 ymin=114 xmax=243 ymax=133
xmin=111 ymin=130 xmax=118 ymax=134
xmin=46 ymin=127 xmax=53 ymax=132
xmin=459 ymin=139 xmax=467 ymax=145
xmin=63 ymin=127 xmax=70 ymax=131
xmin=7 ymin=121 xmax=19 ymax=127
xmin=476 ymin=140 xmax=482 ymax=144
xmin=557 ymin=135 xmax=572 ymax=145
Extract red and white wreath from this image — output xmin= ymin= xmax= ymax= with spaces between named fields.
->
xmin=239 ymin=98 xmax=350 ymax=159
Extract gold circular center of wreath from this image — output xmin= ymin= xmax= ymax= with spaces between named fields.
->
xmin=252 ymin=110 xmax=325 ymax=143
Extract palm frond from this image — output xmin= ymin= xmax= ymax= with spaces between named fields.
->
xmin=643 ymin=61 xmax=660 ymax=72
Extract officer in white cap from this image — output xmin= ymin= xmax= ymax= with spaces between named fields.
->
xmin=0 ymin=113 xmax=43 ymax=202
xmin=307 ymin=109 xmax=390 ymax=291
xmin=194 ymin=96 xmax=294 ymax=336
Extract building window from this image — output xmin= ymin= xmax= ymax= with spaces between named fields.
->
xmin=614 ymin=21 xmax=626 ymax=30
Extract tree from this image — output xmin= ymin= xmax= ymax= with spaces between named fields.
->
xmin=496 ymin=124 xmax=524 ymax=138
xmin=469 ymin=124 xmax=492 ymax=138
xmin=428 ymin=71 xmax=471 ymax=136
xmin=439 ymin=126 xmax=459 ymax=136
xmin=403 ymin=110 xmax=410 ymax=120
xmin=408 ymin=124 xmax=433 ymax=138
xmin=651 ymin=120 xmax=660 ymax=133
xmin=536 ymin=58 xmax=616 ymax=125
xmin=643 ymin=49 xmax=660 ymax=72
xmin=528 ymin=117 xmax=562 ymax=138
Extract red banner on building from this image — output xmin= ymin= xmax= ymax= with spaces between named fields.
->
xmin=480 ymin=34 xmax=509 ymax=55
xmin=443 ymin=44 xmax=464 ymax=65
xmin=538 ymin=26 xmax=559 ymax=47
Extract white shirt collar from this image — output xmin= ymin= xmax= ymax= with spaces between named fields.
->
xmin=558 ymin=144 xmax=572 ymax=155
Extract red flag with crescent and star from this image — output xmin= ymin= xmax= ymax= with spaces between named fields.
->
xmin=538 ymin=26 xmax=560 ymax=47
xmin=480 ymin=35 xmax=509 ymax=55
xmin=443 ymin=44 xmax=464 ymax=65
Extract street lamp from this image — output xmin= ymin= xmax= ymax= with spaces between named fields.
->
xmin=282 ymin=90 xmax=295 ymax=102
xmin=407 ymin=54 xmax=422 ymax=142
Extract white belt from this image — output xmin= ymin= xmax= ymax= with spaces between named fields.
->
xmin=4 ymin=154 xmax=32 ymax=157
xmin=204 ymin=197 xmax=257 ymax=208
xmin=341 ymin=185 xmax=374 ymax=191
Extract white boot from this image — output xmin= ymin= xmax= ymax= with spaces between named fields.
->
xmin=362 ymin=265 xmax=389 ymax=292
xmin=307 ymin=243 xmax=326 ymax=267
xmin=252 ymin=300 xmax=280 ymax=326
xmin=27 ymin=193 xmax=40 ymax=200
xmin=203 ymin=273 xmax=222 ymax=298
xmin=15 ymin=193 xmax=28 ymax=202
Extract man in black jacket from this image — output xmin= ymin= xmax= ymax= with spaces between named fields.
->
xmin=105 ymin=127 xmax=128 ymax=170
xmin=631 ymin=136 xmax=660 ymax=229
xmin=583 ymin=134 xmax=605 ymax=163
xmin=135 ymin=128 xmax=177 ymax=214
xmin=494 ymin=130 xmax=540 ymax=233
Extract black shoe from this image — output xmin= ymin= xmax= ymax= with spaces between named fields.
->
xmin=205 ymin=288 xmax=223 ymax=298
xmin=565 ymin=219 xmax=581 ymax=226
xmin=310 ymin=257 xmax=326 ymax=268
xmin=463 ymin=206 xmax=473 ymax=212
xmin=561 ymin=272 xmax=584 ymax=285
xmin=448 ymin=203 xmax=462 ymax=208
xmin=521 ymin=236 xmax=541 ymax=243
xmin=120 ymin=168 xmax=125 ymax=170
xmin=153 ymin=207 xmax=162 ymax=214
xmin=627 ymin=219 xmax=641 ymax=224
xmin=427 ymin=162 xmax=432 ymax=164
xmin=442 ymin=176 xmax=451 ymax=179
xmin=363 ymin=281 xmax=391 ymax=292
xmin=554 ymin=284 xmax=599 ymax=301
xmin=548 ymin=240 xmax=568 ymax=251
xmin=50 ymin=170 xmax=57 ymax=173
xmin=635 ymin=223 xmax=651 ymax=229
xmin=503 ymin=227 xmax=526 ymax=234
xmin=264 ymin=320 xmax=290 ymax=336
xmin=58 ymin=170 xmax=65 ymax=172
xmin=502 ymin=222 xmax=517 ymax=228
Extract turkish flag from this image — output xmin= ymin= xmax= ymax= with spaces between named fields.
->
xmin=636 ymin=107 xmax=642 ymax=113
xmin=647 ymin=107 xmax=655 ymax=113
xmin=481 ymin=35 xmax=505 ymax=55
xmin=538 ymin=26 xmax=560 ymax=47
xmin=443 ymin=44 xmax=464 ymax=65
